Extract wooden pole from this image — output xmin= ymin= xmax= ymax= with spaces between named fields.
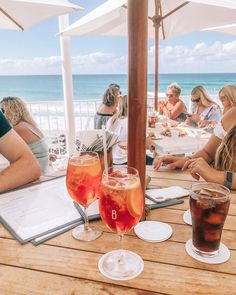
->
xmin=154 ymin=24 xmax=159 ymax=111
xmin=154 ymin=0 xmax=160 ymax=111
xmin=128 ymin=0 xmax=148 ymax=218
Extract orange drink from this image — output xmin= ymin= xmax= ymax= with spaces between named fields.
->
xmin=66 ymin=153 xmax=102 ymax=207
xmin=99 ymin=171 xmax=143 ymax=234
xmin=98 ymin=167 xmax=144 ymax=281
xmin=66 ymin=151 xmax=102 ymax=241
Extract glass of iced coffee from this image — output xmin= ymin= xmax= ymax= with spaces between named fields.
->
xmin=190 ymin=183 xmax=230 ymax=257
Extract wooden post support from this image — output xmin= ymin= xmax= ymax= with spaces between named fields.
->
xmin=128 ymin=0 xmax=148 ymax=219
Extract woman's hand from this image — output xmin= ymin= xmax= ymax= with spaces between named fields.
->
xmin=153 ymin=155 xmax=188 ymax=170
xmin=198 ymin=119 xmax=211 ymax=128
xmin=188 ymin=113 xmax=200 ymax=123
xmin=182 ymin=157 xmax=224 ymax=182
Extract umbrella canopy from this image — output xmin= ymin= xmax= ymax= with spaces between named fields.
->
xmin=60 ymin=0 xmax=236 ymax=39
xmin=60 ymin=0 xmax=236 ymax=109
xmin=0 ymin=0 xmax=82 ymax=31
xmin=202 ymin=23 xmax=236 ymax=36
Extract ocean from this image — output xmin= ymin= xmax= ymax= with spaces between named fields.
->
xmin=0 ymin=73 xmax=235 ymax=102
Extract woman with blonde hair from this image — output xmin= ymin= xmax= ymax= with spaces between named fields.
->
xmin=94 ymin=84 xmax=121 ymax=129
xmin=186 ymin=85 xmax=221 ymax=128
xmin=219 ymin=84 xmax=236 ymax=114
xmin=0 ymin=96 xmax=48 ymax=173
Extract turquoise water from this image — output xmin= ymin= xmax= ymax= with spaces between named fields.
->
xmin=0 ymin=73 xmax=235 ymax=102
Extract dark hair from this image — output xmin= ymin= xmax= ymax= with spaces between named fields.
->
xmin=109 ymin=83 xmax=120 ymax=89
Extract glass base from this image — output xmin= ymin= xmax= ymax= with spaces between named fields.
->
xmin=98 ymin=249 xmax=144 ymax=280
xmin=192 ymin=243 xmax=218 ymax=257
xmin=72 ymin=224 xmax=102 ymax=241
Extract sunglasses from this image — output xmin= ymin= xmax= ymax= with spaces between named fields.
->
xmin=191 ymin=98 xmax=200 ymax=103
xmin=166 ymin=93 xmax=174 ymax=98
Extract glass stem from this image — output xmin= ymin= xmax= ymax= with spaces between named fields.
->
xmin=119 ymin=234 xmax=124 ymax=250
xmin=83 ymin=207 xmax=89 ymax=231
xmin=117 ymin=234 xmax=125 ymax=264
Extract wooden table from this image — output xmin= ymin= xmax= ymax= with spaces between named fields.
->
xmin=0 ymin=166 xmax=235 ymax=294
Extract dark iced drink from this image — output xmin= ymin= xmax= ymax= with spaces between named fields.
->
xmin=190 ymin=183 xmax=230 ymax=257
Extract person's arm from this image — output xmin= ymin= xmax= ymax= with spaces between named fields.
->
xmin=198 ymin=107 xmax=222 ymax=128
xmin=184 ymin=157 xmax=236 ymax=189
xmin=162 ymin=101 xmax=185 ymax=120
xmin=191 ymin=134 xmax=221 ymax=162
xmin=0 ymin=129 xmax=41 ymax=193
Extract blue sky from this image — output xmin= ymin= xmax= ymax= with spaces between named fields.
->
xmin=0 ymin=0 xmax=236 ymax=75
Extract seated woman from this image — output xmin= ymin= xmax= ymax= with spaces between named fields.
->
xmin=186 ymin=85 xmax=221 ymax=130
xmin=107 ymin=95 xmax=128 ymax=165
xmin=107 ymin=95 xmax=154 ymax=165
xmin=0 ymin=96 xmax=49 ymax=173
xmin=153 ymin=106 xmax=236 ymax=189
xmin=94 ymin=84 xmax=121 ymax=129
xmin=158 ymin=83 xmax=187 ymax=122
xmin=202 ymin=84 xmax=236 ymax=130
xmin=219 ymin=84 xmax=236 ymax=114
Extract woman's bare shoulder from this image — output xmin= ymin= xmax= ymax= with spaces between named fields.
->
xmin=222 ymin=107 xmax=236 ymax=131
xmin=13 ymin=122 xmax=31 ymax=139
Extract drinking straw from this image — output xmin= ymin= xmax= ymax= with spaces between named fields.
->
xmin=102 ymin=125 xmax=108 ymax=176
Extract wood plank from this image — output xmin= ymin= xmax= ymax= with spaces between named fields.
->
xmin=0 ymin=239 xmax=235 ymax=295
xmin=0 ymin=265 xmax=157 ymax=295
xmin=148 ymin=208 xmax=236 ymax=231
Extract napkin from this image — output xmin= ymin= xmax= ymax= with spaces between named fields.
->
xmin=146 ymin=186 xmax=189 ymax=203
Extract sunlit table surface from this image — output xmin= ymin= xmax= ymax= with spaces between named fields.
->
xmin=0 ymin=166 xmax=235 ymax=294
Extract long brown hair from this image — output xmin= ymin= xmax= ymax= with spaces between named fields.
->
xmin=215 ymin=125 xmax=236 ymax=171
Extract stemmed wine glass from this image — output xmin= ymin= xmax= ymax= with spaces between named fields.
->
xmin=66 ymin=151 xmax=102 ymax=241
xmin=98 ymin=166 xmax=144 ymax=280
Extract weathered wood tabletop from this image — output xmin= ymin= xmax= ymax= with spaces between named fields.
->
xmin=0 ymin=166 xmax=235 ymax=295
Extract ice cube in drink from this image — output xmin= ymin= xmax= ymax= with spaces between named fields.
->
xmin=190 ymin=184 xmax=230 ymax=257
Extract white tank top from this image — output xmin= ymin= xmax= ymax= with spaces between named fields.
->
xmin=213 ymin=120 xmax=227 ymax=140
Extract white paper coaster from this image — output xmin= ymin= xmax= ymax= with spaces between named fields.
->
xmin=185 ymin=239 xmax=230 ymax=264
xmin=98 ymin=250 xmax=144 ymax=281
xmin=183 ymin=209 xmax=192 ymax=225
xmin=134 ymin=221 xmax=173 ymax=242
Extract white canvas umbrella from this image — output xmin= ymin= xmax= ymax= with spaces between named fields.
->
xmin=60 ymin=0 xmax=236 ymax=110
xmin=202 ymin=23 xmax=236 ymax=36
xmin=0 ymin=0 xmax=82 ymax=31
xmin=0 ymin=0 xmax=84 ymax=156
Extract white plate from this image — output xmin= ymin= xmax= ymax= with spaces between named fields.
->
xmin=183 ymin=209 xmax=192 ymax=225
xmin=134 ymin=221 xmax=173 ymax=242
xmin=185 ymin=239 xmax=230 ymax=264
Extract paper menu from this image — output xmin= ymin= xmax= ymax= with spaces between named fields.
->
xmin=0 ymin=177 xmax=82 ymax=243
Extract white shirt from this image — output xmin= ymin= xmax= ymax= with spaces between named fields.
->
xmin=214 ymin=120 xmax=227 ymax=140
xmin=107 ymin=117 xmax=128 ymax=164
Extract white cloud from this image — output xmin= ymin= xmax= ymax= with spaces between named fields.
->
xmin=0 ymin=41 xmax=236 ymax=75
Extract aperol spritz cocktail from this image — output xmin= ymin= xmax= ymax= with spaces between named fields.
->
xmin=66 ymin=151 xmax=102 ymax=241
xmin=98 ymin=166 xmax=144 ymax=280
